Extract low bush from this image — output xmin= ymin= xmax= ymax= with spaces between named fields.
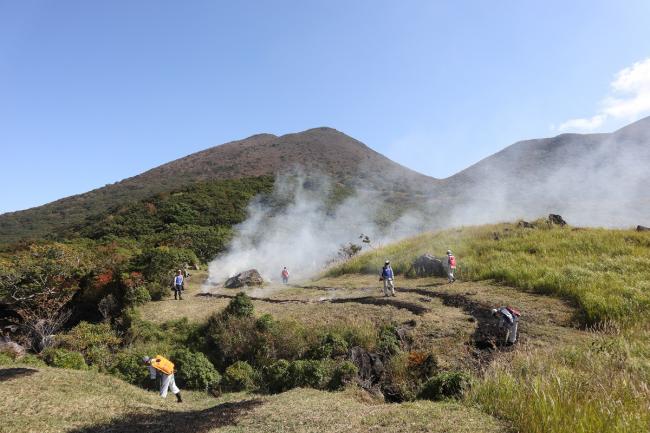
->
xmin=224 ymin=292 xmax=254 ymax=317
xmin=146 ymin=282 xmax=170 ymax=301
xmin=18 ymin=354 xmax=47 ymax=367
xmin=378 ymin=324 xmax=401 ymax=355
xmin=58 ymin=322 xmax=121 ymax=368
xmin=261 ymin=359 xmax=291 ymax=393
xmin=223 ymin=360 xmax=257 ymax=391
xmin=42 ymin=348 xmax=88 ymax=370
xmin=288 ymin=359 xmax=334 ymax=389
xmin=419 ymin=370 xmax=470 ymax=400
xmin=109 ymin=352 xmax=150 ymax=387
xmin=124 ymin=285 xmax=151 ymax=307
xmin=328 ymin=361 xmax=358 ymax=390
xmin=308 ymin=332 xmax=348 ymax=359
xmin=172 ymin=348 xmax=221 ymax=390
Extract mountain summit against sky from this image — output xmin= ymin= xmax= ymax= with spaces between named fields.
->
xmin=0 ymin=127 xmax=434 ymax=244
xmin=1 ymin=117 xmax=649 ymax=244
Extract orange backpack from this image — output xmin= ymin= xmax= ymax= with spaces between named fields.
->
xmin=151 ymin=355 xmax=174 ymax=375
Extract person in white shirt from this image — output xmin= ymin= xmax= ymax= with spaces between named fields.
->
xmin=173 ymin=270 xmax=184 ymax=300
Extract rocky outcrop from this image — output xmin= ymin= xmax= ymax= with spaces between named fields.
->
xmin=518 ymin=220 xmax=534 ymax=228
xmin=224 ymin=269 xmax=264 ymax=288
xmin=637 ymin=225 xmax=649 ymax=232
xmin=548 ymin=214 xmax=567 ymax=226
xmin=348 ymin=346 xmax=385 ymax=389
xmin=411 ymin=254 xmax=446 ymax=277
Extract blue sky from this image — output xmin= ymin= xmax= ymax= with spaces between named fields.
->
xmin=2 ymin=1 xmax=650 ymax=214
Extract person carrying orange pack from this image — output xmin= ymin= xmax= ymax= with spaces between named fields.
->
xmin=143 ymin=355 xmax=183 ymax=402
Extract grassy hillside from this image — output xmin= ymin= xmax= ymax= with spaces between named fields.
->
xmin=327 ymin=222 xmax=650 ymax=324
xmin=327 ymin=222 xmax=650 ymax=433
xmin=0 ymin=365 xmax=505 ymax=433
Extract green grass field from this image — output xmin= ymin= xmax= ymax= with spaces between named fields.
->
xmin=325 ymin=222 xmax=650 ymax=433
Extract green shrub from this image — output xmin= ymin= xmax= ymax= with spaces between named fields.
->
xmin=378 ymin=324 xmax=401 ymax=355
xmin=225 ymin=292 xmax=254 ymax=317
xmin=207 ymin=313 xmax=260 ymax=368
xmin=223 ymin=360 xmax=256 ymax=391
xmin=146 ymin=282 xmax=170 ymax=301
xmin=288 ymin=359 xmax=333 ymax=389
xmin=308 ymin=332 xmax=349 ymax=359
xmin=419 ymin=371 xmax=470 ymax=400
xmin=43 ymin=348 xmax=88 ymax=370
xmin=172 ymin=348 xmax=221 ymax=390
xmin=256 ymin=313 xmax=274 ymax=331
xmin=18 ymin=354 xmax=47 ymax=367
xmin=110 ymin=352 xmax=150 ymax=386
xmin=124 ymin=285 xmax=151 ymax=306
xmin=328 ymin=361 xmax=358 ymax=390
xmin=58 ymin=322 xmax=121 ymax=368
xmin=262 ymin=359 xmax=291 ymax=393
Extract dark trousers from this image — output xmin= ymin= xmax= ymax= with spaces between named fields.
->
xmin=174 ymin=284 xmax=183 ymax=299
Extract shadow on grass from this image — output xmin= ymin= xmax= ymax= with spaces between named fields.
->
xmin=67 ymin=399 xmax=264 ymax=433
xmin=0 ymin=367 xmax=38 ymax=382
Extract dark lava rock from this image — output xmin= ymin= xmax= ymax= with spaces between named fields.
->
xmin=411 ymin=254 xmax=446 ymax=277
xmin=637 ymin=225 xmax=649 ymax=232
xmin=548 ymin=214 xmax=567 ymax=226
xmin=224 ymin=269 xmax=264 ymax=288
xmin=348 ymin=346 xmax=385 ymax=388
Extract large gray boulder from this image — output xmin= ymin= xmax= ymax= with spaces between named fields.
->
xmin=637 ymin=225 xmax=649 ymax=232
xmin=411 ymin=254 xmax=446 ymax=277
xmin=224 ymin=269 xmax=264 ymax=288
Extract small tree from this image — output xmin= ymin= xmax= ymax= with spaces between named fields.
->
xmin=0 ymin=244 xmax=87 ymax=352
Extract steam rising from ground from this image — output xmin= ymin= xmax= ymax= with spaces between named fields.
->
xmin=207 ymin=173 xmax=428 ymax=285
xmin=208 ymin=119 xmax=650 ymax=286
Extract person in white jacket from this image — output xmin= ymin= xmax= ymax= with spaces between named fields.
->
xmin=491 ymin=307 xmax=519 ymax=345
xmin=143 ymin=355 xmax=183 ymax=402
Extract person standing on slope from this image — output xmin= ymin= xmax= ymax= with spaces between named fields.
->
xmin=281 ymin=267 xmax=290 ymax=284
xmin=143 ymin=355 xmax=183 ymax=402
xmin=173 ymin=270 xmax=184 ymax=300
xmin=380 ymin=260 xmax=395 ymax=297
xmin=491 ymin=306 xmax=520 ymax=345
xmin=446 ymin=250 xmax=457 ymax=283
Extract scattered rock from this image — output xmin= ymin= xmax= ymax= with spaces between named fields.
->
xmin=518 ymin=220 xmax=534 ymax=228
xmin=637 ymin=225 xmax=649 ymax=232
xmin=0 ymin=338 xmax=26 ymax=359
xmin=548 ymin=214 xmax=567 ymax=226
xmin=224 ymin=269 xmax=264 ymax=288
xmin=411 ymin=254 xmax=446 ymax=277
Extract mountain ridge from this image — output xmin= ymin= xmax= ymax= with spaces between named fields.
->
xmin=2 ymin=117 xmax=649 ymax=244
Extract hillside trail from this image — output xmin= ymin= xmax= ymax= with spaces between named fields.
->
xmin=142 ymin=271 xmax=586 ymax=370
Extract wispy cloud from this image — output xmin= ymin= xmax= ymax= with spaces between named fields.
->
xmin=557 ymin=58 xmax=650 ymax=132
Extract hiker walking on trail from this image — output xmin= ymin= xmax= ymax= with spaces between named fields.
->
xmin=143 ymin=355 xmax=183 ymax=402
xmin=380 ymin=260 xmax=395 ymax=297
xmin=173 ymin=270 xmax=184 ymax=300
xmin=446 ymin=250 xmax=457 ymax=283
xmin=492 ymin=306 xmax=520 ymax=345
xmin=281 ymin=267 xmax=289 ymax=284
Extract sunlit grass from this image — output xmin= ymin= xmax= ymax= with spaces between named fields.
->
xmin=326 ymin=222 xmax=650 ymax=325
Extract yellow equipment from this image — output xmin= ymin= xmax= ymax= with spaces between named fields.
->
xmin=151 ymin=355 xmax=174 ymax=375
